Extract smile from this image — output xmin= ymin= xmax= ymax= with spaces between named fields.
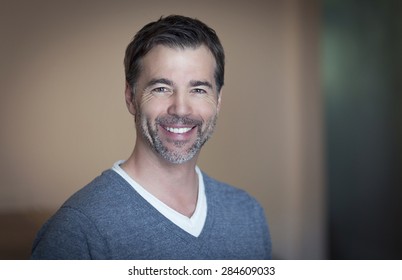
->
xmin=165 ymin=126 xmax=193 ymax=134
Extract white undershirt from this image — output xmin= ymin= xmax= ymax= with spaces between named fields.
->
xmin=111 ymin=160 xmax=207 ymax=237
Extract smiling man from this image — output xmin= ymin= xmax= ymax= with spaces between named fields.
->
xmin=31 ymin=15 xmax=272 ymax=260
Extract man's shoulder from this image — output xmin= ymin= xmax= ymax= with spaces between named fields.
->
xmin=61 ymin=169 xmax=131 ymax=212
xmin=201 ymin=171 xmax=261 ymax=207
xmin=201 ymin=171 xmax=236 ymax=190
xmin=202 ymin=171 xmax=248 ymax=194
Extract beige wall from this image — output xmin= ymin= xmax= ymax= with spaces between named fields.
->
xmin=0 ymin=0 xmax=325 ymax=259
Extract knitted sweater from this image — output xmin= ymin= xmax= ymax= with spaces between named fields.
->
xmin=31 ymin=169 xmax=272 ymax=259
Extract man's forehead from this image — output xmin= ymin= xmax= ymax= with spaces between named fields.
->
xmin=143 ymin=44 xmax=215 ymax=64
xmin=135 ymin=44 xmax=218 ymax=92
xmin=140 ymin=46 xmax=215 ymax=74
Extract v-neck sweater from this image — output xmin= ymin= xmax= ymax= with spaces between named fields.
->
xmin=112 ymin=161 xmax=207 ymax=237
xmin=31 ymin=169 xmax=272 ymax=259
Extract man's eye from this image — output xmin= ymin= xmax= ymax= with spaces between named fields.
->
xmin=151 ymin=87 xmax=172 ymax=94
xmin=192 ymin=88 xmax=207 ymax=94
xmin=153 ymin=87 xmax=168 ymax=92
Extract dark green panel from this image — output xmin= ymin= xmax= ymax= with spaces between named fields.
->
xmin=323 ymin=0 xmax=402 ymax=259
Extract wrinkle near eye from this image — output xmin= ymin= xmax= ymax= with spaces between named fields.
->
xmin=197 ymin=92 xmax=219 ymax=107
xmin=139 ymin=90 xmax=155 ymax=107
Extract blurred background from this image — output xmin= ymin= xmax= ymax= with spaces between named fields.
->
xmin=0 ymin=0 xmax=400 ymax=259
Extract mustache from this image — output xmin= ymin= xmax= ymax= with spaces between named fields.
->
xmin=156 ymin=115 xmax=202 ymax=127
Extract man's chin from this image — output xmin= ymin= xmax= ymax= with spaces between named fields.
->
xmin=160 ymin=153 xmax=195 ymax=164
xmin=156 ymin=146 xmax=199 ymax=165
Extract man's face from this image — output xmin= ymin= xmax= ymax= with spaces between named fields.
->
xmin=127 ymin=45 xmax=222 ymax=164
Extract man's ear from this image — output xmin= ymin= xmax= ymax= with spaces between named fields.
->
xmin=125 ymin=81 xmax=136 ymax=116
xmin=217 ymin=89 xmax=223 ymax=113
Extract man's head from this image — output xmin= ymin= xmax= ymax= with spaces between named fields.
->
xmin=124 ymin=16 xmax=225 ymax=164
xmin=124 ymin=15 xmax=225 ymax=95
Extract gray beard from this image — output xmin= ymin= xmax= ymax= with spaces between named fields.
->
xmin=139 ymin=114 xmax=217 ymax=164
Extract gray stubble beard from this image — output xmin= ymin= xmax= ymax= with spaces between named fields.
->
xmin=138 ymin=113 xmax=218 ymax=164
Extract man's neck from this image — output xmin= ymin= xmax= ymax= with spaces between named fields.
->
xmin=121 ymin=143 xmax=199 ymax=217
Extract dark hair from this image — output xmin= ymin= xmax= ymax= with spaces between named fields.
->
xmin=124 ymin=15 xmax=225 ymax=93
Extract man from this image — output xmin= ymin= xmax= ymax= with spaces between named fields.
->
xmin=31 ymin=15 xmax=272 ymax=259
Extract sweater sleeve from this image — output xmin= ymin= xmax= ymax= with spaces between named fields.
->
xmin=31 ymin=207 xmax=108 ymax=260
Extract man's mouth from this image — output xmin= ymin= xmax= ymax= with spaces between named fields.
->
xmin=164 ymin=126 xmax=194 ymax=134
xmin=157 ymin=116 xmax=201 ymax=136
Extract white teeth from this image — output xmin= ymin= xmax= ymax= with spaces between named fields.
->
xmin=165 ymin=127 xmax=192 ymax=134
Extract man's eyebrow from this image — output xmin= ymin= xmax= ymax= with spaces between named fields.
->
xmin=146 ymin=78 xmax=175 ymax=88
xmin=189 ymin=80 xmax=213 ymax=89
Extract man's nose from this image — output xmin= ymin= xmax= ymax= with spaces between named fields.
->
xmin=167 ymin=92 xmax=193 ymax=116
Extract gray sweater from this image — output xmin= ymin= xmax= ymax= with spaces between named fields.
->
xmin=31 ymin=169 xmax=272 ymax=259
